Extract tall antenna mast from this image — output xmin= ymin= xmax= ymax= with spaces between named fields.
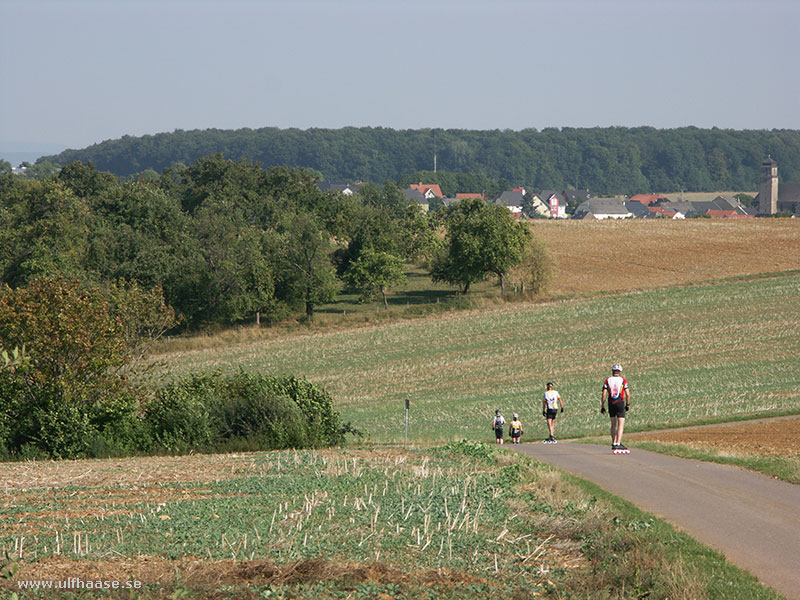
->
xmin=433 ymin=131 xmax=437 ymax=173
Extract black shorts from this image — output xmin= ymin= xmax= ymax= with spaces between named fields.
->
xmin=546 ymin=409 xmax=558 ymax=420
xmin=608 ymin=401 xmax=627 ymax=418
xmin=495 ymin=428 xmax=504 ymax=439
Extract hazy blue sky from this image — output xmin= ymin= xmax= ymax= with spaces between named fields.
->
xmin=2 ymin=0 xmax=798 ymax=152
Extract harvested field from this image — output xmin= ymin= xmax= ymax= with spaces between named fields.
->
xmin=534 ymin=219 xmax=800 ymax=296
xmin=0 ymin=452 xmax=266 ymax=492
xmin=0 ymin=446 xmax=585 ymax=598
xmin=630 ymin=416 xmax=800 ymax=457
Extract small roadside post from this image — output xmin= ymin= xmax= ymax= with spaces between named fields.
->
xmin=404 ymin=398 xmax=410 ymax=447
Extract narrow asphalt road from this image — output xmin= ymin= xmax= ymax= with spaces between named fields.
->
xmin=512 ymin=442 xmax=800 ymax=600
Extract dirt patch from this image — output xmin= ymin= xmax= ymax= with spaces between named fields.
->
xmin=0 ymin=452 xmax=266 ymax=492
xmin=1 ymin=556 xmax=493 ymax=590
xmin=629 ymin=416 xmax=800 ymax=457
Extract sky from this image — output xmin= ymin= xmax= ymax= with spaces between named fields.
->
xmin=1 ymin=0 xmax=799 ymax=153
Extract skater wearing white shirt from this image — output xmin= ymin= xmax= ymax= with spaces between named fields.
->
xmin=542 ymin=382 xmax=564 ymax=443
xmin=601 ymin=364 xmax=631 ymax=453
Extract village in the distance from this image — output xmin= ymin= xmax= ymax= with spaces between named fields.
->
xmin=321 ymin=156 xmax=798 ymax=220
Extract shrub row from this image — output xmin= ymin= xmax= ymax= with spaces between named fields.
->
xmin=0 ymin=371 xmax=356 ymax=460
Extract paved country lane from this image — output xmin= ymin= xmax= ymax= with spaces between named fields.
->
xmin=512 ymin=442 xmax=800 ymax=600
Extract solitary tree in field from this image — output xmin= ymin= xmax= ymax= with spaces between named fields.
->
xmin=432 ymin=198 xmax=530 ymax=294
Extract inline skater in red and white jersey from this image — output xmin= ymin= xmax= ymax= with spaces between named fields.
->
xmin=600 ymin=364 xmax=630 ymax=452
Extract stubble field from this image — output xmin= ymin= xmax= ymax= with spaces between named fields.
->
xmin=534 ymin=218 xmax=799 ymax=296
xmin=0 ymin=443 xmax=781 ymax=600
xmin=154 ymin=271 xmax=800 ymax=444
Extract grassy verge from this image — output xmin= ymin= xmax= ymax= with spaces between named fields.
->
xmin=557 ymin=472 xmax=785 ymax=600
xmin=0 ymin=444 xmax=785 ymax=599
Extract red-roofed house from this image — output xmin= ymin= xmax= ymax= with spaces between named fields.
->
xmin=629 ymin=194 xmax=670 ymax=206
xmin=649 ymin=206 xmax=684 ymax=219
xmin=410 ymin=183 xmax=444 ymax=199
xmin=706 ymin=209 xmax=754 ymax=219
xmin=456 ymin=193 xmax=484 ymax=200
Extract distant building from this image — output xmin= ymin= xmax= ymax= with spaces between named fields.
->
xmin=625 ymin=201 xmax=652 ymax=218
xmin=563 ymin=189 xmax=591 ymax=206
xmin=649 ymin=206 xmax=685 ymax=219
xmin=628 ymin=193 xmax=670 ymax=206
xmin=318 ymin=181 xmax=359 ymax=196
xmin=403 ymin=188 xmax=430 ymax=212
xmin=537 ymin=190 xmax=567 ymax=219
xmin=494 ymin=190 xmax=524 ymax=213
xmin=758 ymin=157 xmax=778 ymax=215
xmin=658 ymin=201 xmax=695 ymax=216
xmin=573 ymin=198 xmax=632 ymax=220
xmin=753 ymin=158 xmax=800 ymax=215
xmin=409 ymin=182 xmax=444 ymax=199
xmin=690 ymin=196 xmax=754 ymax=218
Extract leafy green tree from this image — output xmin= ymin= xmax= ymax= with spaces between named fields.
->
xmin=278 ymin=211 xmax=338 ymax=321
xmin=0 ymin=180 xmax=92 ymax=286
xmin=0 ymin=160 xmax=11 ymax=174
xmin=432 ymin=198 xmax=529 ymax=294
xmin=398 ymin=205 xmax=439 ymax=263
xmin=35 ymin=126 xmax=800 ymax=193
xmin=356 ymin=181 xmax=410 ymax=218
xmin=0 ymin=345 xmax=26 ymax=371
xmin=188 ymin=198 xmax=280 ymax=325
xmin=20 ymin=160 xmax=60 ymax=179
xmin=345 ymin=249 xmax=407 ymax=308
xmin=179 ymin=154 xmax=266 ymax=214
xmin=333 ymin=204 xmax=403 ymax=276
xmin=58 ymin=161 xmax=116 ymax=198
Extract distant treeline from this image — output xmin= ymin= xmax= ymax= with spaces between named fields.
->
xmin=39 ymin=127 xmax=800 ymax=195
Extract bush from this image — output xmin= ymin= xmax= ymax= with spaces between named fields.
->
xmin=436 ymin=439 xmax=497 ymax=462
xmin=145 ymin=371 xmax=357 ymax=453
xmin=0 ymin=277 xmax=175 ymax=459
xmin=514 ymin=236 xmax=556 ymax=296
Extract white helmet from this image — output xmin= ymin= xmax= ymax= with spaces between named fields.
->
xmin=513 ymin=413 xmax=518 ymax=419
xmin=612 ymin=364 xmax=623 ymax=372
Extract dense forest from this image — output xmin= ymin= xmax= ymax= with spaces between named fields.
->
xmin=39 ymin=127 xmax=800 ymax=195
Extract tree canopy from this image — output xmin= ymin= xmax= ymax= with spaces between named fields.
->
xmin=0 ymin=159 xmax=440 ymax=328
xmin=37 ymin=126 xmax=800 ymax=195
xmin=432 ymin=198 xmax=530 ymax=294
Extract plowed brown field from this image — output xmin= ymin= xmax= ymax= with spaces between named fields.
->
xmin=535 ymin=219 xmax=800 ymax=296
xmin=629 ymin=416 xmax=800 ymax=457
